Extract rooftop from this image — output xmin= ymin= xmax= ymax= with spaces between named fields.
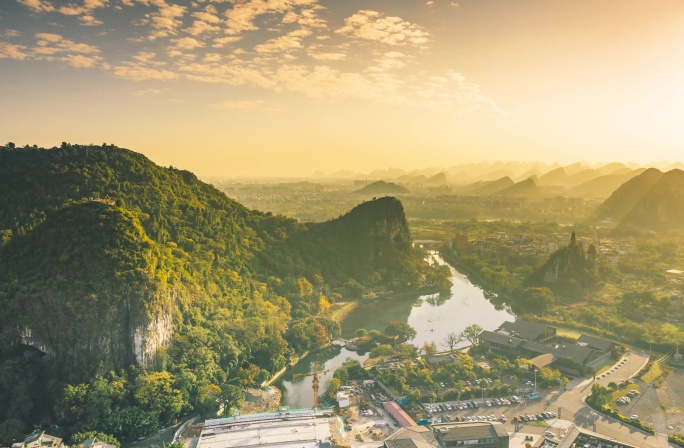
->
xmin=199 ymin=410 xmax=334 ymax=448
xmin=432 ymin=421 xmax=508 ymax=443
xmin=498 ymin=320 xmax=553 ymax=342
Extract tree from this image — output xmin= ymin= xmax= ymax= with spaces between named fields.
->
xmin=370 ymin=344 xmax=394 ymax=358
xmin=356 ymin=328 xmax=368 ymax=338
xmin=324 ymin=378 xmax=342 ymax=398
xmin=71 ymin=432 xmax=120 ymax=448
xmin=460 ymin=324 xmax=484 ymax=346
xmin=442 ymin=332 xmax=463 ymax=351
xmin=384 ymin=321 xmax=417 ymax=344
xmin=517 ymin=287 xmax=555 ymax=314
xmin=216 ymin=384 xmax=245 ymax=417
xmin=422 ymin=341 xmax=438 ymax=357
xmin=134 ymin=372 xmax=184 ymax=424
xmin=0 ymin=419 xmax=25 ymax=446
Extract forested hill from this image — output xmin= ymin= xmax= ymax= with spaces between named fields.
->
xmin=592 ymin=168 xmax=684 ymax=233
xmin=0 ymin=144 xmax=433 ymax=443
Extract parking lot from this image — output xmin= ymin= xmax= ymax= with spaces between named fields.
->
xmin=424 ymin=395 xmax=558 ymax=428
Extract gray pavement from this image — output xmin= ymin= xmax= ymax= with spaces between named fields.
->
xmin=431 ymin=351 xmax=670 ymax=448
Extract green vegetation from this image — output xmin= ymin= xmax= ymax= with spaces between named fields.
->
xmin=669 ymin=434 xmax=684 ymax=448
xmin=71 ymin=431 xmax=121 ymax=447
xmin=359 ymin=323 xmax=565 ymax=404
xmin=586 ymin=384 xmax=656 ymax=434
xmin=0 ymin=144 xmax=443 ymax=444
xmin=441 ymin=220 xmax=684 ymax=351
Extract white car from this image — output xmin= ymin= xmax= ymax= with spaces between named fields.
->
xmin=630 ymin=415 xmax=639 ymax=420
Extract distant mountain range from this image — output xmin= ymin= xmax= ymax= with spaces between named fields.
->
xmin=310 ymin=161 xmax=684 ymax=199
xmin=355 ymin=180 xmax=409 ymax=194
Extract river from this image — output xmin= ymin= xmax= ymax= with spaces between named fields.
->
xmin=273 ymin=253 xmax=515 ymax=408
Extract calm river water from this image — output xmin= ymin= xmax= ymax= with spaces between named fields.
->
xmin=273 ymin=253 xmax=515 ymax=408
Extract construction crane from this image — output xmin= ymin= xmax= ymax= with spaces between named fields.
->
xmin=292 ymin=361 xmax=329 ymax=409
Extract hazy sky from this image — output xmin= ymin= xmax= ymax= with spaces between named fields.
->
xmin=1 ymin=0 xmax=683 ymax=176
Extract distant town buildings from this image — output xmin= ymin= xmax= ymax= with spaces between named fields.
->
xmin=449 ymin=230 xmax=636 ymax=267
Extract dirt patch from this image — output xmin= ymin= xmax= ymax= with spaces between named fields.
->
xmin=242 ymin=386 xmax=282 ymax=414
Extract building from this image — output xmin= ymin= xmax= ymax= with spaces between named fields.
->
xmin=455 ymin=234 xmax=470 ymax=251
xmin=432 ymin=422 xmax=509 ymax=448
xmin=478 ymin=321 xmax=615 ymax=375
xmin=198 ymin=409 xmax=334 ymax=448
xmin=550 ymin=425 xmax=636 ymax=448
xmin=383 ymin=401 xmax=417 ymax=428
xmin=383 ymin=422 xmax=508 ymax=448
xmin=384 ymin=425 xmax=437 ymax=448
xmin=498 ymin=320 xmax=556 ymax=344
xmin=11 ymin=431 xmax=62 ymax=448
xmin=75 ymin=438 xmax=117 ymax=448
xmin=427 ymin=353 xmax=460 ymax=366
xmin=336 ymin=391 xmax=350 ymax=408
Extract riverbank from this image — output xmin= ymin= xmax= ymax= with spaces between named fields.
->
xmin=440 ymin=251 xmax=514 ymax=303
xmin=329 ymin=301 xmax=361 ymax=324
xmin=274 ymin=254 xmax=515 ymax=408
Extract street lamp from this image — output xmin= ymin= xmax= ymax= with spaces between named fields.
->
xmin=533 ymin=368 xmax=538 ymax=396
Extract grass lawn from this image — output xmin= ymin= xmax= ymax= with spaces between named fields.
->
xmin=606 ymin=383 xmax=640 ymax=405
xmin=556 ymin=329 xmax=582 ymax=341
xmin=640 ymin=361 xmax=664 ymax=384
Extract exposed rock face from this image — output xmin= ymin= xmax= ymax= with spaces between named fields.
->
xmin=0 ymin=201 xmax=173 ymax=378
xmin=133 ymin=307 xmax=173 ymax=365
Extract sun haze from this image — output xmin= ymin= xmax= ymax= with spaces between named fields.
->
xmin=1 ymin=0 xmax=683 ymax=176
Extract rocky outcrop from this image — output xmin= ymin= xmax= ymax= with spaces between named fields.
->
xmin=0 ymin=201 xmax=173 ymax=378
xmin=527 ymin=232 xmax=598 ymax=291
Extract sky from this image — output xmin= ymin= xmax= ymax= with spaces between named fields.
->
xmin=1 ymin=0 xmax=684 ymax=177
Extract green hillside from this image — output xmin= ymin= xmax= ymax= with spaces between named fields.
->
xmin=0 ymin=144 xmax=437 ymax=443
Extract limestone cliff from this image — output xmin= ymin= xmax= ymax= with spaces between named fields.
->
xmin=0 ymin=201 xmax=172 ymax=377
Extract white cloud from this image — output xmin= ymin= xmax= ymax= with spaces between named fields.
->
xmin=308 ymin=51 xmax=346 ymax=61
xmin=35 ymin=32 xmax=63 ymax=43
xmin=337 ymin=10 xmax=431 ymax=47
xmin=62 ymin=53 xmax=102 ymax=67
xmin=187 ymin=20 xmax=220 ymax=36
xmin=0 ymin=42 xmax=29 ymax=60
xmin=203 ymin=53 xmax=222 ymax=62
xmin=30 ymin=32 xmax=103 ymax=67
xmin=113 ymin=63 xmax=179 ymax=80
xmin=80 ymin=14 xmax=104 ymax=26
xmin=192 ymin=5 xmax=221 ymax=23
xmin=18 ymin=0 xmax=55 ymax=13
xmin=225 ymin=0 xmax=320 ymax=35
xmin=212 ymin=36 xmax=243 ymax=48
xmin=171 ymin=37 xmax=204 ymax=51
xmin=254 ymin=29 xmax=311 ymax=54
xmin=56 ymin=0 xmax=108 ymax=26
xmin=5 ymin=30 xmax=22 ymax=38
xmin=146 ymin=1 xmax=187 ymax=40
xmin=132 ymin=50 xmax=166 ymax=66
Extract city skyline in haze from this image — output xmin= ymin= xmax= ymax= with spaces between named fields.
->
xmin=1 ymin=0 xmax=683 ymax=176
